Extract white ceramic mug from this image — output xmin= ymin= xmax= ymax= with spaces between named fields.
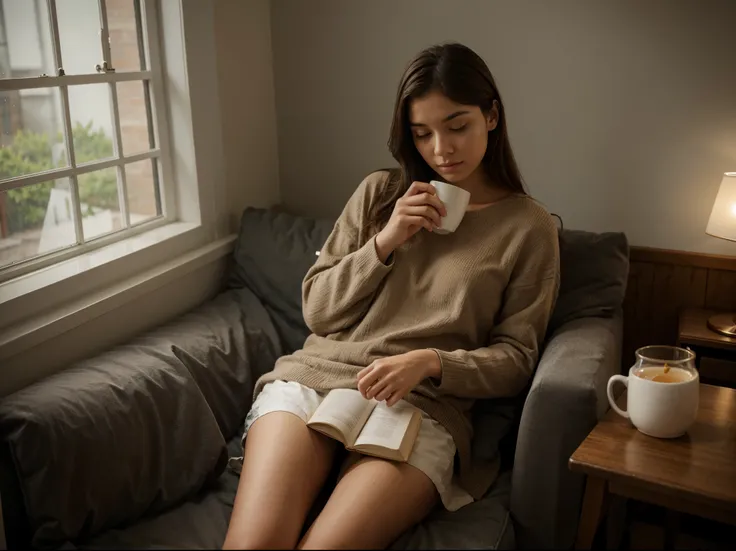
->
xmin=429 ymin=180 xmax=471 ymax=234
xmin=607 ymin=347 xmax=699 ymax=438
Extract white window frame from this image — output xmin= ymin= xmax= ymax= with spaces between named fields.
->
xmin=0 ymin=0 xmax=177 ymax=283
xmin=0 ymin=0 xmax=229 ymax=337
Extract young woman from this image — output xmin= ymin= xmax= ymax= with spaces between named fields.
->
xmin=223 ymin=42 xmax=560 ymax=550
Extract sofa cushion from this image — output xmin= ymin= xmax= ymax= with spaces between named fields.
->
xmin=77 ymin=433 xmax=514 ymax=551
xmin=549 ymin=229 xmax=629 ymax=332
xmin=228 ymin=207 xmax=335 ymax=353
xmin=153 ymin=287 xmax=282 ymax=440
xmin=76 ymin=433 xmax=248 ymax=550
xmin=0 ymin=343 xmax=228 ymax=548
xmin=393 ymin=471 xmax=514 ymax=550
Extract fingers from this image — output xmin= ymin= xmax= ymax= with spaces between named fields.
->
xmin=357 ymin=359 xmax=408 ymax=405
xmin=357 ymin=365 xmax=371 ymax=380
xmin=401 ymin=205 xmax=442 ymax=228
xmin=358 ymin=362 xmax=396 ymax=401
xmin=368 ymin=378 xmax=391 ymax=401
xmin=386 ymin=392 xmax=402 ymax=407
xmin=403 ymin=192 xmax=447 ymax=217
xmin=374 ymin=383 xmax=394 ymax=402
xmin=406 ymin=181 xmax=436 ymax=197
xmin=357 ymin=364 xmax=380 ymax=398
xmin=384 ymin=182 xmax=446 ymax=244
xmin=360 ymin=364 xmax=391 ymax=400
xmin=400 ymin=214 xmax=433 ymax=233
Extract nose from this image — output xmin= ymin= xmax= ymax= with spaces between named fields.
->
xmin=433 ymin=133 xmax=454 ymax=157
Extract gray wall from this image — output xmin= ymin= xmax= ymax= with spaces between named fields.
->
xmin=215 ymin=0 xmax=280 ymax=230
xmin=271 ymin=0 xmax=736 ymax=255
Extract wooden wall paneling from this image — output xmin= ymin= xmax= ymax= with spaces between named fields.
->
xmin=621 ymin=247 xmax=736 ymax=374
xmin=629 ymin=247 xmax=736 ymax=271
xmin=622 ymin=262 xmax=656 ymax=368
xmin=622 ymin=262 xmax=708 ymax=368
xmin=652 ymin=263 xmax=708 ymax=338
xmin=704 ymin=270 xmax=736 ymax=311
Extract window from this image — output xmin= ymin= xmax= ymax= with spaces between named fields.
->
xmin=0 ymin=0 xmax=172 ymax=280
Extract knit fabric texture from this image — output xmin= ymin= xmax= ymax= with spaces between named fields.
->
xmin=255 ymin=170 xmax=560 ymax=499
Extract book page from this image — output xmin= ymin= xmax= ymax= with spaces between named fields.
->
xmin=353 ymin=401 xmax=416 ymax=451
xmin=307 ymin=389 xmax=376 ymax=446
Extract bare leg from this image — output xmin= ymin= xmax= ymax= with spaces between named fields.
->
xmin=223 ymin=412 xmax=338 ymax=549
xmin=297 ymin=455 xmax=438 ymax=550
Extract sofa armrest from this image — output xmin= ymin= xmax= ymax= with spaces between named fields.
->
xmin=510 ymin=313 xmax=623 ymax=550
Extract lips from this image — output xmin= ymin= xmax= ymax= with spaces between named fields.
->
xmin=437 ymin=161 xmax=463 ymax=172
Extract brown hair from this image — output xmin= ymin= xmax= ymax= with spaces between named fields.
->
xmin=370 ymin=42 xmax=527 ymax=231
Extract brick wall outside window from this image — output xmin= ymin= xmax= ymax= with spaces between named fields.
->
xmin=108 ymin=0 xmax=157 ymax=219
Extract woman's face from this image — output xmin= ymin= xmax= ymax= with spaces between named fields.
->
xmin=409 ymin=90 xmax=497 ymax=184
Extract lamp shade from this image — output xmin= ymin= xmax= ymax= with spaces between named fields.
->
xmin=706 ymin=172 xmax=736 ymax=242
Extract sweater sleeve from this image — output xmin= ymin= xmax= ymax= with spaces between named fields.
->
xmin=429 ymin=219 xmax=561 ymax=399
xmin=302 ymin=172 xmax=394 ymax=336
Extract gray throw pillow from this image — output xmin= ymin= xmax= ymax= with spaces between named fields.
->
xmin=159 ymin=287 xmax=282 ymax=440
xmin=0 ymin=345 xmax=228 ymax=548
xmin=549 ymin=229 xmax=630 ymax=332
xmin=228 ymin=207 xmax=336 ymax=353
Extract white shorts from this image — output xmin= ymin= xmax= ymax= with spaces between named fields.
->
xmin=228 ymin=380 xmax=474 ymax=512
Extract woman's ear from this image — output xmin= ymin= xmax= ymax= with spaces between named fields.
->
xmin=486 ymin=100 xmax=500 ymax=131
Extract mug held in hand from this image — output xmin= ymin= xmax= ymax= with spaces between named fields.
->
xmin=429 ymin=180 xmax=471 ymax=234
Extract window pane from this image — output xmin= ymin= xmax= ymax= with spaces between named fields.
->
xmin=68 ymin=84 xmax=115 ymax=163
xmin=57 ymin=0 xmax=103 ymax=75
xmin=0 ymin=0 xmax=56 ymax=79
xmin=78 ymin=167 xmax=122 ymax=239
xmin=0 ymin=179 xmax=76 ymax=268
xmin=107 ymin=0 xmax=145 ymax=72
xmin=117 ymin=80 xmax=153 ymax=155
xmin=1 ymin=87 xmax=68 ymax=181
xmin=125 ymin=158 xmax=159 ymax=224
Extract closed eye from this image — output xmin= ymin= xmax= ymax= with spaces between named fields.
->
xmin=414 ymin=123 xmax=466 ymax=139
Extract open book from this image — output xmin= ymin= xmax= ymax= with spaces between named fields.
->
xmin=306 ymin=389 xmax=422 ymax=462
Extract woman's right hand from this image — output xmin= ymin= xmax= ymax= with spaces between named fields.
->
xmin=374 ymin=181 xmax=447 ymax=263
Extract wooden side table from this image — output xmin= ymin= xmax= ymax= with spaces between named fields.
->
xmin=569 ymin=383 xmax=736 ymax=549
xmin=678 ymin=308 xmax=736 ymax=388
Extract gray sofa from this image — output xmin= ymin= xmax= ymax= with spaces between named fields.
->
xmin=0 ymin=207 xmax=629 ymax=550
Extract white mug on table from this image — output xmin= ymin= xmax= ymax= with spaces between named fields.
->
xmin=607 ymin=345 xmax=699 ymax=439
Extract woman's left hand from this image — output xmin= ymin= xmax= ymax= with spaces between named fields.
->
xmin=357 ymin=349 xmax=441 ymax=407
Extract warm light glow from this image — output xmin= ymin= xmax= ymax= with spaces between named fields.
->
xmin=706 ymin=173 xmax=736 ymax=242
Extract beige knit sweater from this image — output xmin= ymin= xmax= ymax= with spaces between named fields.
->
xmin=254 ymin=170 xmax=560 ymax=499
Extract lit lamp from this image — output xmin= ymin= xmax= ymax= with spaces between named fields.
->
xmin=705 ymin=172 xmax=736 ymax=336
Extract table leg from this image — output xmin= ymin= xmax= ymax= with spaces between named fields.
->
xmin=575 ymin=476 xmax=608 ymax=550
xmin=664 ymin=510 xmax=681 ymax=550
xmin=606 ymin=495 xmax=628 ymax=550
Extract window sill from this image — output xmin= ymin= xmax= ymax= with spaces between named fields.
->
xmin=1 ymin=221 xmax=198 ymax=306
xmin=0 ymin=221 xmax=237 ymax=361
xmin=1 ymin=221 xmax=195 ymax=302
